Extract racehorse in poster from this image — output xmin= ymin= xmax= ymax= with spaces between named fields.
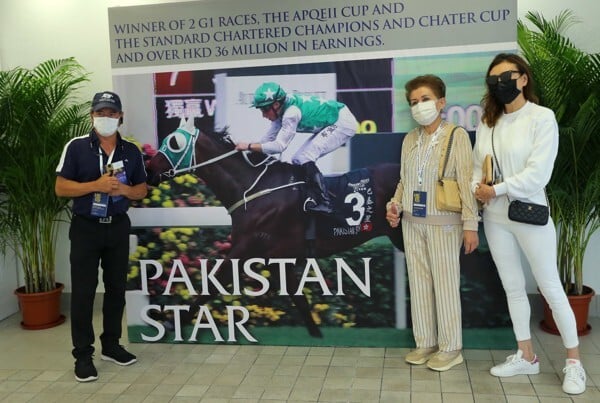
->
xmin=145 ymin=118 xmax=403 ymax=337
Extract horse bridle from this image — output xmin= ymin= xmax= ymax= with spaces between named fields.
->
xmin=158 ymin=128 xmax=239 ymax=179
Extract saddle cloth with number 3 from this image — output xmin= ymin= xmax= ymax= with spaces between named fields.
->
xmin=316 ymin=169 xmax=376 ymax=237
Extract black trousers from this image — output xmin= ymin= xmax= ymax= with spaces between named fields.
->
xmin=69 ymin=214 xmax=131 ymax=359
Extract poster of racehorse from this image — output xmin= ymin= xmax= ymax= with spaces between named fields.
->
xmin=109 ymin=0 xmax=517 ymax=346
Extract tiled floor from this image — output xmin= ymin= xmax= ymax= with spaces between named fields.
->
xmin=1 ymin=298 xmax=600 ymax=402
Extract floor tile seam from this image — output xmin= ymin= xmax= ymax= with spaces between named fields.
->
xmin=462 ymin=358 xmax=478 ymax=397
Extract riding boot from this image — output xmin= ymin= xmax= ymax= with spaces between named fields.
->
xmin=302 ymin=161 xmax=333 ymax=214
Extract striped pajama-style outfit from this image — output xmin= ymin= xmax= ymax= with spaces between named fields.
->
xmin=402 ymin=218 xmax=464 ymax=350
xmin=389 ymin=122 xmax=479 ymax=352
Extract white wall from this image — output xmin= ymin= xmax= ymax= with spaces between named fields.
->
xmin=0 ymin=0 xmax=110 ymax=90
xmin=1 ymin=0 xmax=599 ymax=306
xmin=0 ymin=251 xmax=18 ymax=320
xmin=518 ymin=0 xmax=599 ymax=53
xmin=0 ymin=0 xmax=189 ymax=88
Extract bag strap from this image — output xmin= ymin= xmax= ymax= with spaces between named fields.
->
xmin=490 ymin=127 xmax=503 ymax=180
xmin=491 ymin=127 xmax=549 ymax=206
xmin=438 ymin=125 xmax=460 ymax=180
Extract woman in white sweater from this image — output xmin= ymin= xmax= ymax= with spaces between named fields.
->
xmin=472 ymin=53 xmax=586 ymax=395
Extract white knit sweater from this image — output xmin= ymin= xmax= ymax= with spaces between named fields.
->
xmin=472 ymin=101 xmax=559 ymax=223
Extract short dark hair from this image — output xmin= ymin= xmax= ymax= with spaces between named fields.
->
xmin=404 ymin=75 xmax=446 ymax=103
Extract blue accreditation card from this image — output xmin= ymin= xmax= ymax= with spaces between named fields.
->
xmin=90 ymin=192 xmax=109 ymax=217
xmin=412 ymin=191 xmax=427 ymax=217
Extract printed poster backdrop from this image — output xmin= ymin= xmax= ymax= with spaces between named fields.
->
xmin=110 ymin=0 xmax=517 ymax=347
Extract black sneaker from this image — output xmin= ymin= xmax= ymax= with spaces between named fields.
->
xmin=74 ymin=357 xmax=98 ymax=382
xmin=101 ymin=345 xmax=137 ymax=366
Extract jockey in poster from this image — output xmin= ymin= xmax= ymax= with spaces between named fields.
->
xmin=235 ymin=82 xmax=359 ymax=214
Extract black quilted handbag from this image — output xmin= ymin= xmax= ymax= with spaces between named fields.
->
xmin=508 ymin=200 xmax=549 ymax=226
xmin=492 ymin=127 xmax=550 ymax=226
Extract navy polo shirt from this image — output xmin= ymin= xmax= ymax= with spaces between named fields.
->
xmin=56 ymin=130 xmax=147 ymax=217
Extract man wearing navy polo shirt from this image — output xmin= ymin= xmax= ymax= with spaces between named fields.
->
xmin=55 ymin=91 xmax=147 ymax=382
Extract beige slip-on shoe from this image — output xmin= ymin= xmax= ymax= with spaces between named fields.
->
xmin=405 ymin=347 xmax=438 ymax=365
xmin=426 ymin=350 xmax=464 ymax=371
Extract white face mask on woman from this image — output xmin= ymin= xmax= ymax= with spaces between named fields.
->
xmin=93 ymin=117 xmax=120 ymax=137
xmin=410 ymin=100 xmax=439 ymax=126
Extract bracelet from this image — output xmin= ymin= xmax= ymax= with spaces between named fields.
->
xmin=247 ymin=143 xmax=252 ymax=151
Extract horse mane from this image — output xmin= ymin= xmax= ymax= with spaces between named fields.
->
xmin=205 ymin=127 xmax=236 ymax=150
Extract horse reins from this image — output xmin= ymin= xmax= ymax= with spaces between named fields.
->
xmin=159 ymin=134 xmax=305 ymax=213
xmin=228 ymin=155 xmax=304 ymax=213
xmin=161 ymin=149 xmax=239 ymax=178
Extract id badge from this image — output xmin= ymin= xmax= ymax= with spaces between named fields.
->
xmin=412 ymin=191 xmax=427 ymax=217
xmin=90 ymin=192 xmax=109 ymax=217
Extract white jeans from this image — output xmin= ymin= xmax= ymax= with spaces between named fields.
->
xmin=483 ymin=217 xmax=579 ymax=348
xmin=291 ymin=106 xmax=358 ymax=164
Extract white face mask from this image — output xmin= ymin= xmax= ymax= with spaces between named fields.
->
xmin=410 ymin=100 xmax=439 ymax=126
xmin=93 ymin=117 xmax=120 ymax=137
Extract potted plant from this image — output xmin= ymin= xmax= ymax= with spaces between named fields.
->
xmin=518 ymin=10 xmax=600 ymax=335
xmin=0 ymin=58 xmax=91 ymax=329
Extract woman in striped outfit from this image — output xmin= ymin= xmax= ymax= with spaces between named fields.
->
xmin=386 ymin=74 xmax=479 ymax=371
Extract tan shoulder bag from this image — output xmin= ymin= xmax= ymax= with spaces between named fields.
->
xmin=435 ymin=126 xmax=462 ymax=212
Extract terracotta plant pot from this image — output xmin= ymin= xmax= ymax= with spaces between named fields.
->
xmin=539 ymin=285 xmax=595 ymax=336
xmin=14 ymin=283 xmax=66 ymax=330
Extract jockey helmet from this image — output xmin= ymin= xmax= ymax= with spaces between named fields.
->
xmin=251 ymin=82 xmax=287 ymax=108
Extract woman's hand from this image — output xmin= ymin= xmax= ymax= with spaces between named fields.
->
xmin=386 ymin=202 xmax=401 ymax=228
xmin=475 ymin=181 xmax=496 ymax=204
xmin=463 ymin=230 xmax=479 ymax=254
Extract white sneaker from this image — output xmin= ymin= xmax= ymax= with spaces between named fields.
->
xmin=490 ymin=350 xmax=540 ymax=377
xmin=562 ymin=359 xmax=586 ymax=395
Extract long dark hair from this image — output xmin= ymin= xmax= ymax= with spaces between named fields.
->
xmin=481 ymin=53 xmax=539 ymax=127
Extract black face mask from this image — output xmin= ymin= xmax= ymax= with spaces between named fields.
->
xmin=489 ymin=78 xmax=521 ymax=104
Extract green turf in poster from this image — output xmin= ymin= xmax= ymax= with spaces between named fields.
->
xmin=128 ymin=325 xmax=515 ymax=349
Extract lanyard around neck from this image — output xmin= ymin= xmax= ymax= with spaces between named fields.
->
xmin=98 ymin=146 xmax=116 ymax=175
xmin=416 ymin=122 xmax=444 ymax=187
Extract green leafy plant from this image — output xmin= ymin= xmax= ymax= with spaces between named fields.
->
xmin=518 ymin=10 xmax=600 ymax=295
xmin=0 ymin=58 xmax=91 ymax=293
